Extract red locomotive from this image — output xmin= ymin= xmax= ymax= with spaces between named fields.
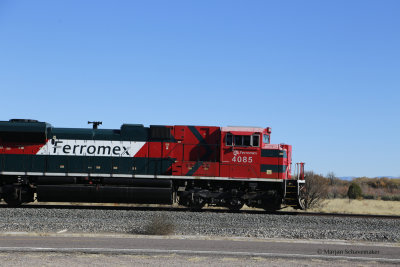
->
xmin=0 ymin=119 xmax=305 ymax=210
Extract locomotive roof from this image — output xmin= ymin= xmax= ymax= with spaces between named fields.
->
xmin=0 ymin=119 xmax=269 ymax=142
xmin=221 ymin=126 xmax=266 ymax=132
xmin=0 ymin=120 xmax=50 ymax=133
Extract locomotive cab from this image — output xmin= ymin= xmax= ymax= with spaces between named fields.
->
xmin=220 ymin=126 xmax=292 ymax=180
xmin=220 ymin=127 xmax=268 ymax=178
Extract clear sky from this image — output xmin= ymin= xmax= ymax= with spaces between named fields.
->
xmin=0 ymin=1 xmax=399 ymax=178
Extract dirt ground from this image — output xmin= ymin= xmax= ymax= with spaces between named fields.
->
xmin=282 ymin=199 xmax=400 ymax=216
xmin=0 ymin=252 xmax=396 ymax=267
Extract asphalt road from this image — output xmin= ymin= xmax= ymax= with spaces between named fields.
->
xmin=0 ymin=234 xmax=399 ymax=264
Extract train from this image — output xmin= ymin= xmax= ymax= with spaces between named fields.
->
xmin=0 ymin=119 xmax=305 ymax=211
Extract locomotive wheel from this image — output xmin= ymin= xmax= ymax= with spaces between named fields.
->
xmin=188 ymin=196 xmax=206 ymax=211
xmin=226 ymin=203 xmax=244 ymax=211
xmin=226 ymin=199 xmax=244 ymax=211
xmin=262 ymin=198 xmax=282 ymax=212
xmin=3 ymin=191 xmax=22 ymax=207
xmin=4 ymin=197 xmax=22 ymax=207
xmin=188 ymin=202 xmax=205 ymax=211
xmin=2 ymin=185 xmax=22 ymax=207
xmin=2 ymin=185 xmax=33 ymax=207
xmin=260 ymin=190 xmax=282 ymax=212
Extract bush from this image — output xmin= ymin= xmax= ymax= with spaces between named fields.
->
xmin=302 ymin=171 xmax=329 ymax=210
xmin=381 ymin=195 xmax=400 ymax=201
xmin=348 ymin=183 xmax=363 ymax=199
xmin=143 ymin=214 xmax=175 ymax=235
xmin=362 ymin=194 xmax=375 ymax=200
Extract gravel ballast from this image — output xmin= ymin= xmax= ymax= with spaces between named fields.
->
xmin=1 ymin=207 xmax=399 ymax=242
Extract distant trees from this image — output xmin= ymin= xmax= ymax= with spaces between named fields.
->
xmin=327 ymin=172 xmax=336 ymax=186
xmin=298 ymin=171 xmax=400 ymax=205
xmin=349 ymin=177 xmax=399 ymax=200
xmin=327 ymin=171 xmax=341 ymax=198
xmin=347 ymin=183 xmax=363 ymax=199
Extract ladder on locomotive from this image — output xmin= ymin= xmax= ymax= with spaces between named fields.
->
xmin=283 ymin=162 xmax=305 ymax=210
xmin=284 ymin=180 xmax=300 ymax=207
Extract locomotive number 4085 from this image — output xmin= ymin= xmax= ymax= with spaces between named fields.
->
xmin=232 ymin=156 xmax=253 ymax=163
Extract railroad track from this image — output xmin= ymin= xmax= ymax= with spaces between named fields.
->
xmin=1 ymin=203 xmax=399 ymax=220
xmin=1 ymin=203 xmax=399 ymax=242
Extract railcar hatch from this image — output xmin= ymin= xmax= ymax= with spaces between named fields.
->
xmin=0 ymin=120 xmax=48 ymax=143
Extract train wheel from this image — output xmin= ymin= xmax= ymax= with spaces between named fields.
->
xmin=260 ymin=190 xmax=282 ymax=212
xmin=188 ymin=196 xmax=205 ymax=211
xmin=3 ymin=190 xmax=22 ymax=207
xmin=4 ymin=197 xmax=22 ymax=207
xmin=226 ymin=199 xmax=244 ymax=211
xmin=2 ymin=185 xmax=21 ymax=207
xmin=227 ymin=203 xmax=244 ymax=211
xmin=262 ymin=198 xmax=282 ymax=212
xmin=2 ymin=185 xmax=33 ymax=207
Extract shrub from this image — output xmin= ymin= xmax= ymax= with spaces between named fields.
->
xmin=348 ymin=183 xmax=363 ymax=199
xmin=381 ymin=195 xmax=400 ymax=201
xmin=362 ymin=194 xmax=375 ymax=200
xmin=143 ymin=214 xmax=175 ymax=235
xmin=302 ymin=171 xmax=329 ymax=210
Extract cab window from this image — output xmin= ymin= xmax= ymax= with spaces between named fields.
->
xmin=252 ymin=134 xmax=259 ymax=147
xmin=234 ymin=135 xmax=243 ymax=146
xmin=226 ymin=134 xmax=260 ymax=147
xmin=226 ymin=133 xmax=233 ymax=146
xmin=243 ymin=136 xmax=251 ymax=146
xmin=263 ymin=134 xmax=270 ymax=144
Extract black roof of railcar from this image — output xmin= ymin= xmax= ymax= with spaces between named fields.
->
xmin=0 ymin=120 xmax=50 ymax=133
xmin=50 ymin=124 xmax=149 ymax=141
xmin=1 ymin=119 xmax=176 ymax=142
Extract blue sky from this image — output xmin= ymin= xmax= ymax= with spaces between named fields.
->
xmin=0 ymin=0 xmax=399 ymax=177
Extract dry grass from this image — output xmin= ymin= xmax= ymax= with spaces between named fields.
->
xmin=282 ymin=199 xmax=400 ymax=216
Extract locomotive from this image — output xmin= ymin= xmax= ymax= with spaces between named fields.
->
xmin=0 ymin=119 xmax=305 ymax=211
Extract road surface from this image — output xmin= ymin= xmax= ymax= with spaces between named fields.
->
xmin=0 ymin=233 xmax=399 ymax=265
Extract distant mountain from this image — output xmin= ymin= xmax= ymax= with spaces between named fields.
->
xmin=338 ymin=176 xmax=356 ymax=181
xmin=338 ymin=176 xmax=399 ymax=180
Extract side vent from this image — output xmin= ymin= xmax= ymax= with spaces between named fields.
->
xmin=150 ymin=126 xmax=171 ymax=139
xmin=9 ymin=119 xmax=39 ymax=123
